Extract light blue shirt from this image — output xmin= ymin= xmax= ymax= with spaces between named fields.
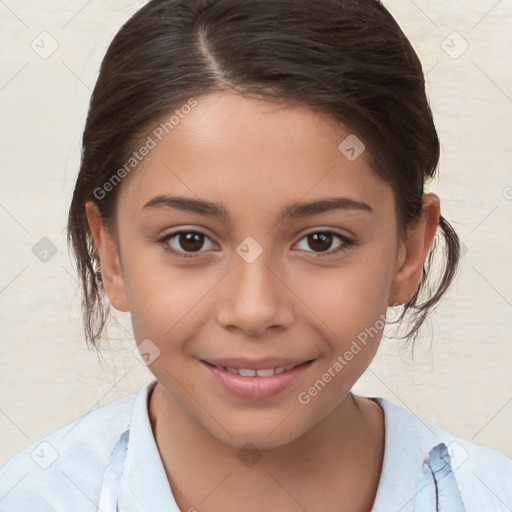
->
xmin=1 ymin=379 xmax=511 ymax=511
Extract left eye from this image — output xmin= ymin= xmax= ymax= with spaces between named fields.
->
xmin=294 ymin=231 xmax=353 ymax=258
xmin=158 ymin=229 xmax=353 ymax=259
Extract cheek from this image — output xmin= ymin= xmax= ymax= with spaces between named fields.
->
xmin=296 ymin=271 xmax=387 ymax=409
xmin=124 ymin=258 xmax=214 ymax=345
xmin=293 ymin=256 xmax=394 ymax=399
xmin=298 ymin=253 xmax=393 ymax=337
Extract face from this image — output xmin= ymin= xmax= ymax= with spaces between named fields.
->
xmin=87 ymin=91 xmax=438 ymax=449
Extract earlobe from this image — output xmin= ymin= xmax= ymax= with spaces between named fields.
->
xmin=388 ymin=194 xmax=440 ymax=307
xmin=85 ymin=201 xmax=130 ymax=312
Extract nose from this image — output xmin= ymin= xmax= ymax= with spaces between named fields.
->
xmin=215 ymin=245 xmax=295 ymax=337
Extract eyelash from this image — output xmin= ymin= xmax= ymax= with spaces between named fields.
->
xmin=157 ymin=229 xmax=354 ymax=260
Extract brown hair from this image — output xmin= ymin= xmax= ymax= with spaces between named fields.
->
xmin=67 ymin=0 xmax=460 ymax=351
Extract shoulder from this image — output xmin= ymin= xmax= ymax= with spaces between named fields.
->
xmin=0 ymin=387 xmax=140 ymax=512
xmin=375 ymin=397 xmax=512 ymax=510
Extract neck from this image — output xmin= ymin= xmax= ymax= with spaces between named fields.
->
xmin=148 ymin=381 xmax=384 ymax=512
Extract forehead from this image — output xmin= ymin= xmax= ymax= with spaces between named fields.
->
xmin=117 ymin=91 xmax=392 ymax=222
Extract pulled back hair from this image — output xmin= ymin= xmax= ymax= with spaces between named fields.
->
xmin=67 ymin=0 xmax=460 ymax=351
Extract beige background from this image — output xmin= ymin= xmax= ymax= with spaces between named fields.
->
xmin=1 ymin=0 xmax=511 ymax=469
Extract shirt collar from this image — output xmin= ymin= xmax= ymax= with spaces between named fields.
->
xmin=118 ymin=380 xmax=448 ymax=512
xmin=369 ymin=396 xmax=448 ymax=512
xmin=118 ymin=379 xmax=180 ymax=511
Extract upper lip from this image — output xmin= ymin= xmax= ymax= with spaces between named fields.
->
xmin=201 ymin=357 xmax=314 ymax=370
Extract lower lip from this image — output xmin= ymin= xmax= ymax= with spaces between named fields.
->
xmin=201 ymin=360 xmax=313 ymax=400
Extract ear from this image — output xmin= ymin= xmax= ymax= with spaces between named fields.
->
xmin=85 ymin=201 xmax=130 ymax=312
xmin=388 ymin=193 xmax=440 ymax=306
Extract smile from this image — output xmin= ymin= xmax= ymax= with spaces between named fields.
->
xmin=209 ymin=363 xmax=303 ymax=377
xmin=200 ymin=359 xmax=314 ymax=400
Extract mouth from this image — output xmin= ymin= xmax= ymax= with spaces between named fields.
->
xmin=202 ymin=360 xmax=309 ymax=376
xmin=200 ymin=358 xmax=315 ymax=400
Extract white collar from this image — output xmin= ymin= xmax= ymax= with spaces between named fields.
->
xmin=369 ymin=396 xmax=445 ymax=511
xmin=118 ymin=380 xmax=178 ymax=511
xmin=116 ymin=380 xmax=457 ymax=511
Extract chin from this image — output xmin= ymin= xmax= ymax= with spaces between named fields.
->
xmin=203 ymin=414 xmax=311 ymax=452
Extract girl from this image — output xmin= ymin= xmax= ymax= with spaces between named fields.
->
xmin=1 ymin=0 xmax=510 ymax=511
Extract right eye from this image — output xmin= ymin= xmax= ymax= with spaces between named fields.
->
xmin=157 ymin=229 xmax=217 ymax=259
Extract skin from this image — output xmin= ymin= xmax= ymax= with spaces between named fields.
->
xmin=86 ymin=91 xmax=440 ymax=512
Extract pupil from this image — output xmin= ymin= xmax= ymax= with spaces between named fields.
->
xmin=181 ymin=232 xmax=203 ymax=252
xmin=309 ymin=233 xmax=331 ymax=252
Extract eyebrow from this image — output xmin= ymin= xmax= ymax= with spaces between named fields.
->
xmin=142 ymin=195 xmax=373 ymax=220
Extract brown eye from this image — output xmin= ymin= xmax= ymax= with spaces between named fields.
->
xmin=307 ymin=232 xmax=333 ymax=252
xmin=175 ymin=232 xmax=205 ymax=252
xmin=295 ymin=230 xmax=353 ymax=258
xmin=158 ymin=230 xmax=216 ymax=258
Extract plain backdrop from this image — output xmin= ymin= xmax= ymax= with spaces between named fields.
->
xmin=1 ymin=0 xmax=511 ymax=468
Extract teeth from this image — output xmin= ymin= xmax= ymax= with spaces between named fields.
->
xmin=255 ymin=368 xmax=274 ymax=377
xmin=215 ymin=363 xmax=302 ymax=377
xmin=239 ymin=368 xmax=257 ymax=377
